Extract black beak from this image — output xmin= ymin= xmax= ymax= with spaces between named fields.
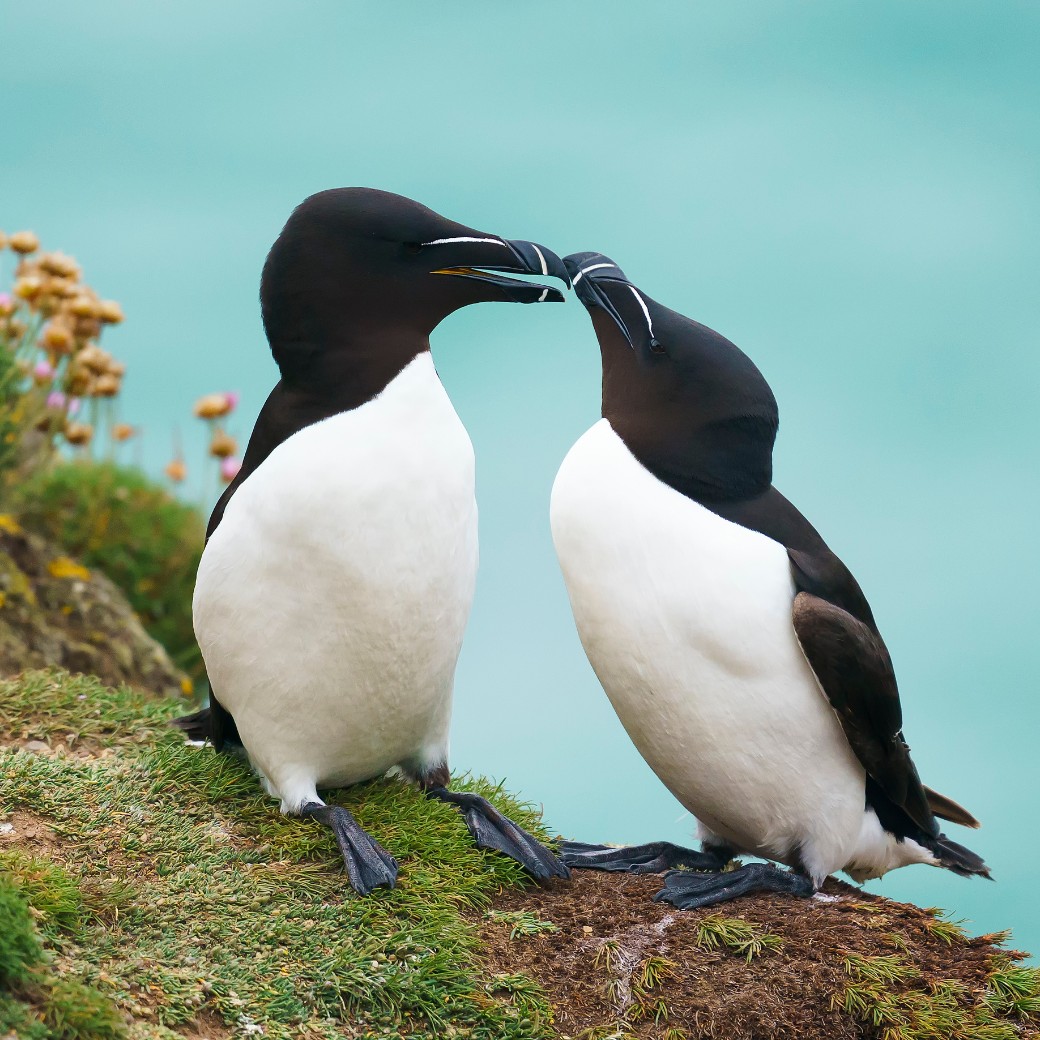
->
xmin=428 ymin=237 xmax=570 ymax=303
xmin=563 ymin=251 xmax=658 ymax=351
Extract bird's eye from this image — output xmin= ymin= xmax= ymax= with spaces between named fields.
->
xmin=404 ymin=242 xmax=423 ymax=255
xmin=649 ymin=339 xmax=667 ymax=355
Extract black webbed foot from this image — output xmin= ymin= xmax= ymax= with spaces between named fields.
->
xmin=560 ymin=840 xmax=728 ymax=874
xmin=425 ymin=787 xmax=570 ymax=881
xmin=653 ymin=862 xmax=814 ymax=910
xmin=301 ymin=802 xmax=398 ymax=895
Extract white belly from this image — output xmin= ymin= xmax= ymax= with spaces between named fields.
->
xmin=193 ymin=354 xmax=477 ymax=804
xmin=550 ymin=419 xmax=870 ymax=880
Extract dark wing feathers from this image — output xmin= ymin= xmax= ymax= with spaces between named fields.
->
xmin=790 ymin=586 xmax=939 ymax=838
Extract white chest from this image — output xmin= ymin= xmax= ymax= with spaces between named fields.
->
xmin=550 ymin=420 xmax=865 ymax=865
xmin=193 ymin=353 xmax=478 ymax=791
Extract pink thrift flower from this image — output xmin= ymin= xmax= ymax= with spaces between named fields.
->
xmin=34 ymin=360 xmax=54 ymax=381
xmin=224 ymin=391 xmax=240 ymax=413
xmin=67 ymin=397 xmax=81 ymax=416
xmin=46 ymin=391 xmax=66 ymax=410
xmin=0 ymin=293 xmax=11 ymax=308
xmin=220 ymin=456 xmax=242 ymax=482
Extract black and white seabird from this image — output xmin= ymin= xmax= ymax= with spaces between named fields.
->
xmin=176 ymin=188 xmax=570 ymax=894
xmin=550 ymin=251 xmax=989 ymax=909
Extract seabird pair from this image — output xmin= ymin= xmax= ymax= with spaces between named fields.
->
xmin=178 ymin=189 xmax=988 ymax=908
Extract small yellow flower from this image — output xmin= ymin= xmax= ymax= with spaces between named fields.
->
xmin=193 ymin=392 xmax=233 ymax=419
xmin=9 ymin=230 xmax=39 ymax=254
xmin=180 ymin=677 xmax=194 ymax=696
xmin=48 ymin=556 xmax=91 ymax=580
xmin=93 ymin=373 xmax=120 ymax=397
xmin=0 ymin=514 xmax=23 ymax=535
xmin=13 ymin=275 xmax=43 ymax=300
xmin=41 ymin=321 xmax=74 ymax=353
xmin=38 ymin=251 xmax=80 ymax=278
xmin=69 ymin=294 xmax=100 ymax=319
xmin=98 ymin=300 xmax=124 ymax=324
xmin=209 ymin=429 xmax=237 ymax=458
xmin=63 ymin=421 xmax=93 ymax=447
xmin=165 ymin=459 xmax=187 ymax=483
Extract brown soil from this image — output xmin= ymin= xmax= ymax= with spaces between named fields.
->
xmin=0 ymin=808 xmax=61 ymax=857
xmin=481 ymin=870 xmax=1029 ymax=1040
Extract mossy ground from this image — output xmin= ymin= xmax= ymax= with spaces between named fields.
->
xmin=0 ymin=671 xmax=555 ymax=1038
xmin=2 ymin=670 xmax=1038 ymax=1040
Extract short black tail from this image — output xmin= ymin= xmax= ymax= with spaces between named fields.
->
xmin=926 ymin=833 xmax=992 ymax=879
xmin=171 ymin=707 xmax=212 ymax=742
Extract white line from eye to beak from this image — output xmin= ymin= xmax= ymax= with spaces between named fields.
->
xmin=530 ymin=244 xmax=548 ymax=276
xmin=629 ymin=286 xmax=655 ymax=339
xmin=537 ymin=288 xmax=549 ymax=302
xmin=420 ymin=236 xmax=506 ymax=247
xmin=571 ymin=262 xmax=616 ymax=286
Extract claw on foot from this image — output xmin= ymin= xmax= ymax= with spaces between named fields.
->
xmin=653 ymin=862 xmax=814 ymax=910
xmin=301 ymin=802 xmax=398 ymax=895
xmin=425 ymin=787 xmax=570 ymax=881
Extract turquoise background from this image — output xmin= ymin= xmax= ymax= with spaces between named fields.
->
xmin=4 ymin=3 xmax=1038 ymax=954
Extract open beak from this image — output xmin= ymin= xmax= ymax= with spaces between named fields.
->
xmin=426 ymin=235 xmax=570 ymax=303
xmin=563 ymin=251 xmax=658 ymax=351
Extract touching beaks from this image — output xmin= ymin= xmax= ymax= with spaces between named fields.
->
xmin=563 ymin=252 xmax=660 ymax=352
xmin=425 ymin=236 xmax=570 ymax=303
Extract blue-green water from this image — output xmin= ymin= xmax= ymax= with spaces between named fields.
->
xmin=4 ymin=2 xmax=1038 ymax=956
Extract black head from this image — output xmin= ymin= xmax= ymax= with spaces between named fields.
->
xmin=260 ymin=188 xmax=569 ymax=390
xmin=564 ymin=251 xmax=779 ymax=501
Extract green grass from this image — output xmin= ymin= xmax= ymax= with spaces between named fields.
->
xmin=835 ymin=950 xmax=1040 ymax=1040
xmin=11 ymin=461 xmax=205 ymax=681
xmin=0 ymin=670 xmax=556 ymax=1039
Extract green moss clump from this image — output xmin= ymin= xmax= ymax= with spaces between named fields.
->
xmin=11 ymin=461 xmax=205 ymax=680
xmin=0 ymin=870 xmax=44 ymax=987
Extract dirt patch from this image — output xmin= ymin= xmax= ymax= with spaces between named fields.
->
xmin=171 ymin=1009 xmax=234 ymax=1039
xmin=0 ymin=808 xmax=62 ymax=858
xmin=481 ymin=870 xmax=1026 ymax=1040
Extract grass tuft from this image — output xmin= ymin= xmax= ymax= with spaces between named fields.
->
xmin=694 ymin=914 xmax=784 ymax=963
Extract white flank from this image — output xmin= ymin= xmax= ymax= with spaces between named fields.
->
xmin=550 ymin=419 xmax=936 ymax=885
xmin=193 ymin=354 xmax=477 ymax=813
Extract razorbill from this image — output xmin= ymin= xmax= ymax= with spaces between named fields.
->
xmin=176 ymin=188 xmax=570 ymax=894
xmin=550 ymin=251 xmax=988 ymax=908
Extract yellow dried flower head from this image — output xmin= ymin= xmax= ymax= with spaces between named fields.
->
xmin=13 ymin=276 xmax=43 ymax=301
xmin=98 ymin=300 xmax=124 ymax=324
xmin=209 ymin=429 xmax=237 ymax=458
xmin=47 ymin=277 xmax=79 ymax=299
xmin=106 ymin=359 xmax=126 ymax=378
xmin=41 ymin=321 xmax=74 ymax=354
xmin=38 ymin=252 xmax=80 ymax=278
xmin=63 ymin=421 xmax=93 ymax=447
xmin=112 ymin=423 xmax=135 ymax=442
xmin=9 ymin=231 xmax=39 ymax=255
xmin=165 ymin=459 xmax=187 ymax=483
xmin=77 ymin=343 xmax=109 ymax=373
xmin=0 ymin=231 xmax=6 ymax=251
xmin=69 ymin=294 xmax=100 ymax=319
xmin=74 ymin=317 xmax=102 ymax=340
xmin=65 ymin=366 xmax=93 ymax=396
xmin=93 ymin=373 xmax=120 ymax=397
xmin=194 ymin=392 xmax=233 ymax=419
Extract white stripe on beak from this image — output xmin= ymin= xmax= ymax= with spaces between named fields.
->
xmin=571 ymin=262 xmax=617 ymax=286
xmin=420 ymin=236 xmax=506 ymax=247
